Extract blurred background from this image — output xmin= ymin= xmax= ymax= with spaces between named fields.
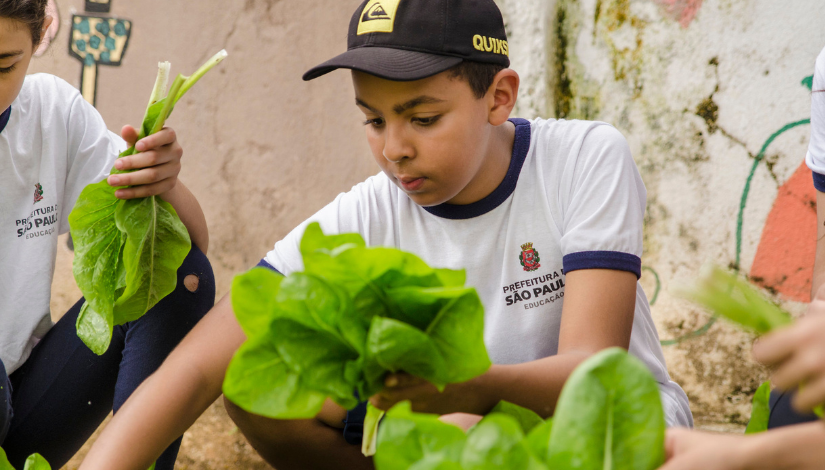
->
xmin=28 ymin=0 xmax=825 ymax=468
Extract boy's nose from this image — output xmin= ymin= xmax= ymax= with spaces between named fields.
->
xmin=382 ymin=127 xmax=413 ymax=162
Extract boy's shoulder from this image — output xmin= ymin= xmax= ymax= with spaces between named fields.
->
xmin=527 ymin=118 xmax=629 ymax=159
xmin=19 ymin=73 xmax=83 ymax=115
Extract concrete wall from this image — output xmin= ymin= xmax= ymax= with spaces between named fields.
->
xmin=38 ymin=0 xmax=825 ymax=427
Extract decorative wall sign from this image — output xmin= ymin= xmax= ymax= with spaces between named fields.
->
xmin=85 ymin=0 xmax=112 ymax=13
xmin=69 ymin=15 xmax=132 ymax=106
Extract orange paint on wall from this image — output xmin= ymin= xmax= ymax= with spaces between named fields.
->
xmin=750 ymin=162 xmax=817 ymax=302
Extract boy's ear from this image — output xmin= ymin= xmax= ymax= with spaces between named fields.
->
xmin=487 ymin=69 xmax=520 ymax=126
xmin=41 ymin=16 xmax=54 ymax=35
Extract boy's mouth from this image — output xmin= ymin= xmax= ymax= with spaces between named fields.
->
xmin=397 ymin=176 xmax=426 ymax=192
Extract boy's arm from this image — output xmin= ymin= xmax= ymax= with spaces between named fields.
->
xmin=79 ymin=295 xmax=243 ymax=470
xmin=660 ymin=423 xmax=825 ymax=470
xmin=814 ymin=191 xmax=825 ymax=295
xmin=372 ymin=268 xmax=637 ymax=418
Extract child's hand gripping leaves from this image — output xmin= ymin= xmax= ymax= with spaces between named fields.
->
xmin=69 ymin=51 xmax=227 ymax=355
xmin=682 ymin=266 xmax=823 ymax=423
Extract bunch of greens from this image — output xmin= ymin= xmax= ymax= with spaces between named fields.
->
xmin=223 ymin=222 xmax=491 ymax=422
xmin=69 ymin=50 xmax=227 ymax=355
xmin=374 ymin=348 xmax=666 ymax=470
xmin=0 ymin=449 xmax=50 ymax=470
xmin=682 ymin=265 xmax=822 ymax=428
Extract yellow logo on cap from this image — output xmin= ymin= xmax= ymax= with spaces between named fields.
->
xmin=357 ymin=0 xmax=402 ymax=35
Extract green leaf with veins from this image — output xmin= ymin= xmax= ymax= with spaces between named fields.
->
xmin=68 ymin=50 xmax=226 ymax=354
xmin=745 ymin=381 xmax=771 ymax=434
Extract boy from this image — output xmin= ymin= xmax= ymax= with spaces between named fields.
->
xmin=79 ymin=1 xmax=692 ymax=469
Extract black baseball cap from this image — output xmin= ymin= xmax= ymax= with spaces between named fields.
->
xmin=303 ymin=0 xmax=510 ymax=82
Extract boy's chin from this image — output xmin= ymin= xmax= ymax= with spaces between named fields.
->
xmin=404 ymin=191 xmax=451 ymax=208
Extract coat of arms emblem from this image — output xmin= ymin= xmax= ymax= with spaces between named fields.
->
xmin=519 ymin=242 xmax=541 ymax=272
xmin=33 ymin=183 xmax=44 ymax=203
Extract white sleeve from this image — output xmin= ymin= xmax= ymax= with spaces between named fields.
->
xmin=558 ymin=124 xmax=646 ymax=278
xmin=806 ymin=47 xmax=825 ymax=191
xmin=60 ymin=86 xmax=126 ymax=234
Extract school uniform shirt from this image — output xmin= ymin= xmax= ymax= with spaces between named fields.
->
xmin=807 ymin=46 xmax=825 ymax=189
xmin=264 ymin=118 xmax=694 ymax=427
xmin=0 ymin=74 xmax=124 ymax=375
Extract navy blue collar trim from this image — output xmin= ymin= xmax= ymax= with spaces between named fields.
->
xmin=423 ymin=118 xmax=532 ymax=220
xmin=0 ymin=107 xmax=10 ymax=136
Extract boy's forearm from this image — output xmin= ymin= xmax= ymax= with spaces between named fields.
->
xmin=160 ymin=180 xmax=209 ymax=254
xmin=80 ymin=295 xmax=244 ymax=470
xmin=739 ymin=422 xmax=825 ymax=470
xmin=456 ymin=352 xmax=590 ymax=418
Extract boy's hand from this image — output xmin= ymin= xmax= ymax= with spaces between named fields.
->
xmin=659 ymin=428 xmax=748 ymax=470
xmin=369 ymin=373 xmax=475 ymax=416
xmin=107 ymin=125 xmax=183 ymax=199
xmin=752 ymin=285 xmax=825 ymax=412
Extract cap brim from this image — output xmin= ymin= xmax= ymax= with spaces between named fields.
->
xmin=303 ymin=47 xmax=464 ymax=82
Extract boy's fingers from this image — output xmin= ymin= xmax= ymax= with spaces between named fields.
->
xmin=108 ymin=161 xmax=180 ymax=187
xmin=115 ymin=179 xmax=176 ymax=199
xmin=384 ymin=373 xmax=423 ymax=389
xmin=136 ymin=127 xmax=177 ymax=152
xmin=770 ymin=351 xmax=819 ymax=390
xmin=752 ymin=327 xmax=799 ymax=366
xmin=792 ymin=375 xmax=825 ymax=412
xmin=113 ymin=150 xmax=170 ymax=171
xmin=121 ymin=125 xmax=139 ymax=147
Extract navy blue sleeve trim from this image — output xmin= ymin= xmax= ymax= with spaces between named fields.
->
xmin=563 ymin=251 xmax=642 ymax=279
xmin=256 ymin=258 xmax=282 ymax=274
xmin=813 ymin=171 xmax=825 ymax=193
xmin=0 ymin=107 xmax=10 ymax=135
xmin=423 ymin=118 xmax=532 ymax=220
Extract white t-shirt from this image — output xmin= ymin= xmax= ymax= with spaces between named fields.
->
xmin=0 ymin=74 xmax=124 ymax=375
xmin=264 ymin=118 xmax=693 ymax=427
xmin=806 ymin=46 xmax=825 ymax=189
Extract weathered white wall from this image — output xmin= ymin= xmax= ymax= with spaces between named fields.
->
xmin=498 ymin=0 xmax=825 ymax=423
xmin=36 ymin=0 xmax=825 ymax=430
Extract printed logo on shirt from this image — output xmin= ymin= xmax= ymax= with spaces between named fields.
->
xmin=502 ymin=269 xmax=566 ymax=309
xmin=15 ymin=204 xmax=58 ymax=239
xmin=519 ymin=242 xmax=541 ymax=272
xmin=33 ymin=183 xmax=44 ymax=204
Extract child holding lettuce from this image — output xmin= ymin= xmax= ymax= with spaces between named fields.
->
xmin=0 ymin=1 xmax=214 ymax=469
xmin=661 ymin=44 xmax=825 ymax=470
xmin=79 ymin=0 xmax=691 ymax=469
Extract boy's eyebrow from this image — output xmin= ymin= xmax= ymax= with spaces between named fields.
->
xmin=355 ymin=96 xmax=446 ymax=115
xmin=0 ymin=50 xmax=23 ymax=60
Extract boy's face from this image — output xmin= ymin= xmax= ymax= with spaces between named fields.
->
xmin=353 ymin=69 xmax=500 ymax=207
xmin=0 ymin=18 xmax=37 ymax=113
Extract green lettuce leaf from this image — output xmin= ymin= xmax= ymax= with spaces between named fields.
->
xmin=0 ymin=448 xmax=12 ymax=470
xmin=223 ymin=223 xmax=491 ymax=420
xmin=547 ymin=347 xmax=666 ymax=470
xmin=489 ymin=400 xmax=544 ymax=434
xmin=374 ymin=402 xmax=466 ymax=470
xmin=459 ymin=414 xmax=546 ymax=470
xmin=745 ymin=381 xmax=771 ymax=434
xmin=22 ymin=454 xmax=50 ymax=470
xmin=69 ymin=51 xmax=226 ymax=354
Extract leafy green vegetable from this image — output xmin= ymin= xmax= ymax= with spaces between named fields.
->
xmin=374 ymin=349 xmax=665 ymax=470
xmin=69 ymin=50 xmax=227 ymax=354
xmin=684 ymin=266 xmax=825 ymax=420
xmin=361 ymin=403 xmax=385 ymax=456
xmin=489 ymin=400 xmax=543 ymax=435
xmin=681 ymin=266 xmax=792 ymax=335
xmin=546 ymin=347 xmax=665 ymax=470
xmin=745 ymin=381 xmax=771 ymax=434
xmin=223 ymin=223 xmax=491 ymax=421
xmin=0 ymin=449 xmax=51 ymax=470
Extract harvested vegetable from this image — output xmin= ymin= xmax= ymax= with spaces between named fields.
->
xmin=0 ymin=449 xmax=51 ymax=470
xmin=683 ymin=266 xmax=823 ymax=419
xmin=69 ymin=50 xmax=227 ymax=354
xmin=745 ymin=381 xmax=771 ymax=434
xmin=223 ymin=223 xmax=491 ymax=421
xmin=374 ymin=348 xmax=666 ymax=470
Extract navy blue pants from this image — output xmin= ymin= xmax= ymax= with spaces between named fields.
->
xmin=0 ymin=245 xmax=214 ymax=470
xmin=768 ymin=389 xmax=819 ymax=429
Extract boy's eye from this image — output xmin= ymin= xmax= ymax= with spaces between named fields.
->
xmin=363 ymin=117 xmax=385 ymax=127
xmin=413 ymin=115 xmax=441 ymax=126
xmin=0 ymin=64 xmax=16 ymax=74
